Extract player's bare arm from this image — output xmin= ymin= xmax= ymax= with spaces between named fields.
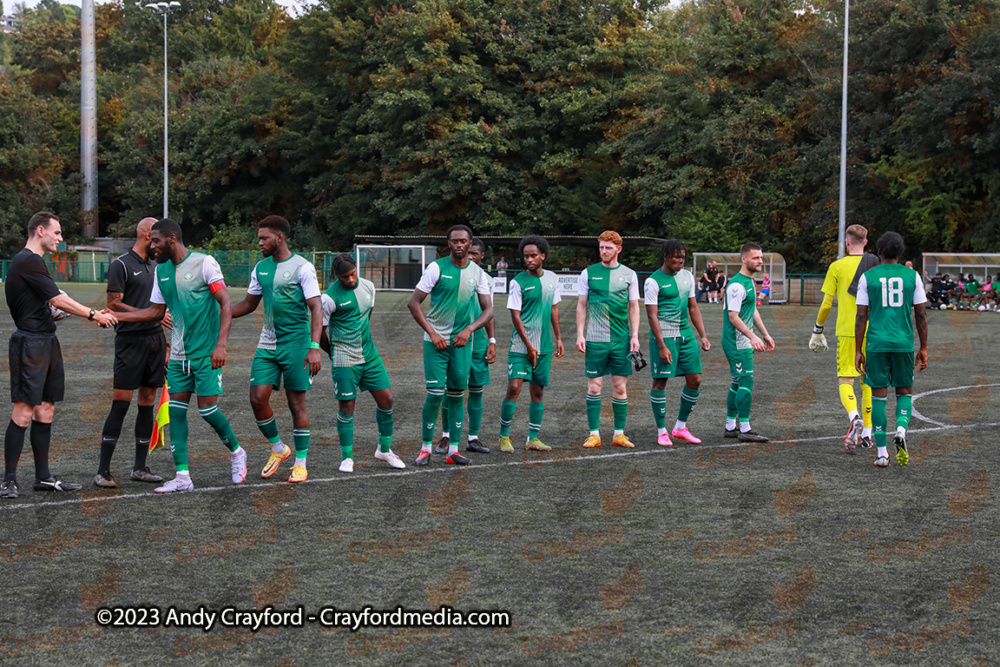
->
xmin=111 ymin=302 xmax=165 ymax=324
xmin=510 ymin=308 xmax=537 ymax=367
xmin=484 ymin=299 xmax=497 ymax=364
xmin=854 ymin=304 xmax=869 ymax=374
xmin=408 ymin=288 xmax=448 ymax=350
xmin=645 ymin=303 xmax=671 ymax=365
xmin=628 ymin=299 xmax=640 ymax=353
xmin=687 ymin=297 xmax=711 ymax=351
xmin=305 ymin=295 xmax=323 ymax=375
xmin=49 ymin=292 xmax=117 ymax=328
xmin=575 ymin=294 xmax=588 ymax=353
xmin=551 ymin=304 xmax=564 ymax=358
xmin=752 ymin=310 xmax=775 ymax=351
xmin=231 ymin=292 xmax=262 ymax=318
xmin=914 ymin=302 xmax=929 ymax=371
xmin=211 ymin=287 xmax=232 ymax=370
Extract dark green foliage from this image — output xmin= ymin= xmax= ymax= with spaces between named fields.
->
xmin=1 ymin=0 xmax=998 ymax=267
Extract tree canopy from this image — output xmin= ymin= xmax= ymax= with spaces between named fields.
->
xmin=1 ymin=0 xmax=998 ymax=269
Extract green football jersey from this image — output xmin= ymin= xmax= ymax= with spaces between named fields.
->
xmin=150 ymin=251 xmax=225 ymax=361
xmin=644 ymin=268 xmax=695 ymax=339
xmin=248 ymin=254 xmax=321 ymax=350
xmin=416 ymin=257 xmax=492 ymax=341
xmin=322 ymin=277 xmax=379 ymax=367
xmin=722 ymin=272 xmax=757 ymax=350
xmin=579 ymin=263 xmax=639 ymax=343
xmin=857 ymin=264 xmax=927 ymax=353
xmin=508 ymin=270 xmax=561 ymax=354
xmin=964 ymin=279 xmax=980 ymax=296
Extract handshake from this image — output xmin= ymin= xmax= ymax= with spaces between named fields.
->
xmin=808 ymin=323 xmax=828 ymax=353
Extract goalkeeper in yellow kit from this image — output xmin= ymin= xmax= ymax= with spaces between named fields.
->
xmin=810 ymin=224 xmax=878 ymax=452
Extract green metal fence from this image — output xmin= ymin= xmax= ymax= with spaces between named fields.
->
xmin=1 ymin=250 xmax=339 ymax=289
xmin=787 ymin=273 xmax=826 ymax=305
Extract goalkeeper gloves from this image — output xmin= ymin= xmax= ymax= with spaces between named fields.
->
xmin=809 ymin=323 xmax=828 ymax=352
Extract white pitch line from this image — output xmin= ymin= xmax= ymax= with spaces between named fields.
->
xmin=1 ymin=419 xmax=996 ymax=513
xmin=909 ymin=382 xmax=999 ymax=427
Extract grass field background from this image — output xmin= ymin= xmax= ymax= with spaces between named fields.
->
xmin=0 ymin=283 xmax=997 ymax=665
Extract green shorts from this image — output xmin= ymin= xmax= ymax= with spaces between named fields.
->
xmin=167 ymin=357 xmax=223 ymax=396
xmin=650 ymin=335 xmax=702 ymax=378
xmin=423 ymin=340 xmax=473 ymax=390
xmin=584 ymin=341 xmax=632 ymax=378
xmin=864 ymin=351 xmax=914 ymax=389
xmin=507 ymin=352 xmax=551 ymax=387
xmin=723 ymin=346 xmax=754 ymax=379
xmin=250 ymin=347 xmax=314 ymax=392
xmin=332 ymin=357 xmax=391 ymax=401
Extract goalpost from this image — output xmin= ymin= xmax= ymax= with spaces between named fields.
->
xmin=692 ymin=252 xmax=787 ymax=304
xmin=354 ymin=245 xmax=437 ymax=291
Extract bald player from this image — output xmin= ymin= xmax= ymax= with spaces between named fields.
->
xmin=94 ymin=218 xmax=171 ymax=487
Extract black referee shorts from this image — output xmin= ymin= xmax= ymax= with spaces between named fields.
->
xmin=9 ymin=331 xmax=65 ymax=405
xmin=114 ymin=330 xmax=167 ymax=390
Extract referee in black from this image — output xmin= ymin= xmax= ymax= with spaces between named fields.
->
xmin=2 ymin=212 xmax=117 ymax=499
xmin=95 ymin=217 xmax=170 ymax=487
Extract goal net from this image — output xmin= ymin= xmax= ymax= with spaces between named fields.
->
xmin=692 ymin=252 xmax=787 ymax=304
xmin=354 ymin=245 xmax=437 ymax=291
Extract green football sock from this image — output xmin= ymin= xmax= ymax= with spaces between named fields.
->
xmin=528 ymin=401 xmax=544 ymax=440
xmin=255 ymin=415 xmax=281 ymax=445
xmin=198 ymin=404 xmax=239 ymax=453
xmin=612 ymin=397 xmax=628 ymax=431
xmin=467 ymin=386 xmax=484 ymax=437
xmin=422 ymin=390 xmax=445 ymax=442
xmin=499 ymin=399 xmax=517 ymax=437
xmin=726 ymin=381 xmax=739 ymax=420
xmin=872 ymin=395 xmax=888 ymax=449
xmin=168 ymin=400 xmax=189 ymax=471
xmin=440 ymin=402 xmax=450 ymax=436
xmin=736 ymin=376 xmax=754 ymax=422
xmin=896 ymin=394 xmax=912 ymax=430
xmin=586 ymin=394 xmax=602 ymax=432
xmin=447 ymin=390 xmax=465 ymax=445
xmin=292 ymin=428 xmax=309 ymax=457
xmin=337 ymin=412 xmax=354 ymax=461
xmin=376 ymin=406 xmax=393 ymax=453
xmin=650 ymin=390 xmax=667 ymax=429
xmin=678 ymin=388 xmax=700 ymax=422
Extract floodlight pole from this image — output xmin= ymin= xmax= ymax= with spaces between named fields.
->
xmin=837 ymin=0 xmax=850 ymax=259
xmin=80 ymin=0 xmax=97 ymax=237
xmin=145 ymin=2 xmax=180 ymax=219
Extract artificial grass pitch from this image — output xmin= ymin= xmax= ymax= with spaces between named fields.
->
xmin=0 ymin=284 xmax=996 ymax=664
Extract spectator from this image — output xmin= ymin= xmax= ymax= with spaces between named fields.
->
xmin=704 ymin=261 xmax=720 ymax=303
xmin=496 ymin=255 xmax=508 ymax=277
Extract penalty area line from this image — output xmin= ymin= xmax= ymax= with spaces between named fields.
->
xmin=1 ymin=420 xmax=997 ymax=513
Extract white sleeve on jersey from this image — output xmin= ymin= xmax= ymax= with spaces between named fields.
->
xmin=415 ymin=261 xmax=441 ymax=294
xmin=643 ymin=277 xmax=659 ymax=305
xmin=552 ymin=284 xmax=562 ymax=305
xmin=628 ymin=272 xmax=640 ymax=300
xmin=577 ymin=268 xmax=590 ymax=296
xmin=202 ymin=255 xmax=225 ymax=286
xmin=298 ymin=262 xmax=322 ymax=300
xmin=855 ymin=275 xmax=869 ymax=307
xmin=247 ymin=267 xmax=262 ymax=295
xmin=477 ymin=268 xmax=492 ymax=295
xmin=321 ymin=293 xmax=336 ymax=326
xmin=150 ymin=278 xmax=165 ymax=305
xmin=726 ymin=282 xmax=747 ymax=311
xmin=507 ymin=280 xmax=522 ymax=310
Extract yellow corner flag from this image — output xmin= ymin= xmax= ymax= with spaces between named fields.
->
xmin=149 ymin=382 xmax=170 ymax=452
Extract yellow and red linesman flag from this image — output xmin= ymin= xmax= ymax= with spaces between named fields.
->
xmin=149 ymin=382 xmax=170 ymax=452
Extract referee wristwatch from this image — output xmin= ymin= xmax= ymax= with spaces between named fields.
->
xmin=88 ymin=308 xmax=96 ymax=321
